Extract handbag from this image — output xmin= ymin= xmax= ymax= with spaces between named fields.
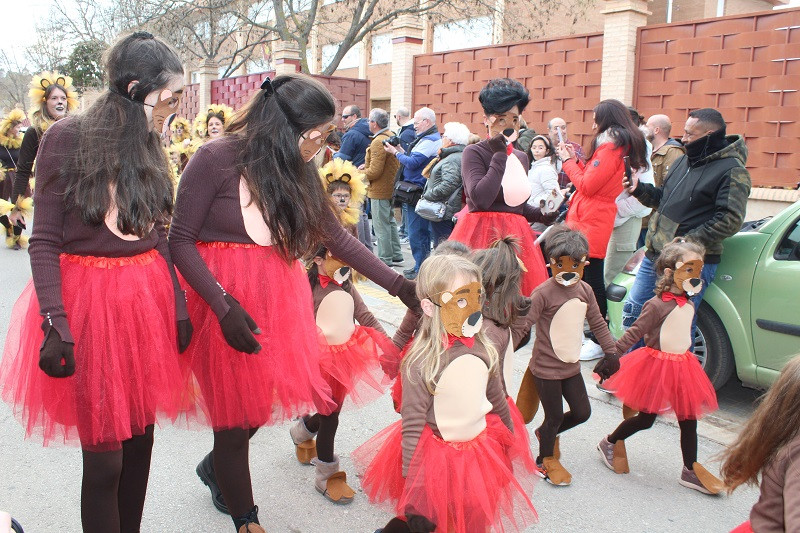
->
xmin=393 ymin=180 xmax=423 ymax=206
xmin=415 ymin=186 xmax=462 ymax=222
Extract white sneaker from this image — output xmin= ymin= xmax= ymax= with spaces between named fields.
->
xmin=579 ymin=338 xmax=604 ymax=361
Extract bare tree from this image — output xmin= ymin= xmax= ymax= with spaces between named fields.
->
xmin=0 ymin=52 xmax=32 ymax=112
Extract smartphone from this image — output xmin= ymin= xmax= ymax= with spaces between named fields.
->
xmin=557 ymin=129 xmax=565 ymax=145
xmin=623 ymin=155 xmax=632 ymax=180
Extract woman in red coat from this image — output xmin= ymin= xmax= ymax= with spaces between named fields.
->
xmin=556 ymin=99 xmax=647 ymax=323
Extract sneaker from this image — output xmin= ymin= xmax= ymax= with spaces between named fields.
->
xmin=399 ymin=237 xmax=409 ymax=245
xmin=597 ymin=436 xmax=628 ymax=473
xmin=391 ymin=257 xmax=405 ymax=266
xmin=679 ymin=466 xmax=713 ymax=494
xmin=579 ymin=338 xmax=604 ymax=361
xmin=679 ymin=464 xmax=723 ymax=495
xmin=404 ymin=270 xmax=418 ymax=280
xmin=596 ymin=381 xmax=612 ymax=393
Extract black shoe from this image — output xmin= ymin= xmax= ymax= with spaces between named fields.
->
xmin=196 ymin=452 xmax=229 ymax=514
xmin=391 ymin=257 xmax=405 ymax=266
xmin=404 ymin=270 xmax=418 ymax=280
xmin=403 ymin=267 xmax=417 ymax=276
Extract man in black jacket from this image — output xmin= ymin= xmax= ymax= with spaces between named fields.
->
xmin=621 ymin=108 xmax=752 ymax=346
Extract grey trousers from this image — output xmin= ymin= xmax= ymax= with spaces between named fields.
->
xmin=370 ymin=198 xmax=402 ymax=264
xmin=604 ymin=216 xmax=642 ymax=287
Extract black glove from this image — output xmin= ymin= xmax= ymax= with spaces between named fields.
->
xmin=219 ymin=294 xmax=262 ymax=354
xmin=39 ymin=329 xmax=75 ymax=378
xmin=406 ymin=514 xmax=437 ymax=533
xmin=540 ymin=209 xmax=559 ymax=225
xmin=177 ymin=319 xmax=193 ymax=353
xmin=593 ymin=353 xmax=620 ymax=381
xmin=396 ymin=279 xmax=421 ymax=315
xmin=487 ymin=133 xmax=508 ymax=153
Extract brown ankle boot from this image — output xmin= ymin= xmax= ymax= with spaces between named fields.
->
xmin=542 ymin=456 xmax=571 ymax=486
xmin=289 ymin=418 xmax=317 ymax=464
xmin=313 ymin=456 xmax=355 ymax=504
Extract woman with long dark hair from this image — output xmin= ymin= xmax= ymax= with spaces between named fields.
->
xmin=556 ymin=99 xmax=647 ymax=359
xmin=169 ymin=73 xmax=417 ymax=533
xmin=7 ymin=72 xmax=79 ymax=239
xmin=0 ymin=32 xmax=193 ymax=533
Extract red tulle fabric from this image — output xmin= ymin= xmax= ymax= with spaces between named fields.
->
xmin=449 ymin=211 xmax=548 ymax=295
xmin=319 ymin=325 xmax=395 ymax=408
xmin=353 ymin=415 xmax=538 ymax=533
xmin=730 ymin=521 xmax=753 ymax=533
xmin=0 ymin=251 xmax=195 ymax=451
xmin=182 ymin=243 xmax=335 ymax=430
xmin=602 ymin=346 xmax=718 ymax=420
xmin=506 ymin=396 xmax=537 ymax=483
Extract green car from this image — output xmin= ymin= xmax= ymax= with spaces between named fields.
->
xmin=607 ymin=200 xmax=800 ymax=390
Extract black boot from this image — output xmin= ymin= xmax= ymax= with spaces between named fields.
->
xmin=196 ymin=452 xmax=229 ymax=514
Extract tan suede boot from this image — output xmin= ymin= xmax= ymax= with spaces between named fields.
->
xmin=542 ymin=456 xmax=571 ymax=486
xmin=312 ymin=455 xmax=355 ymax=504
xmin=289 ymin=418 xmax=317 ymax=465
xmin=238 ymin=523 xmax=266 ymax=533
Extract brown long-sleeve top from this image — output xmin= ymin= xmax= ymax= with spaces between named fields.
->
xmin=750 ymin=433 xmax=800 ymax=532
xmin=400 ymin=338 xmax=512 ymax=476
xmin=311 ymin=281 xmax=387 ymax=336
xmin=525 ymin=278 xmax=615 ymax=380
xmin=29 ymin=118 xmax=187 ymax=343
xmin=461 ymin=139 xmax=543 ymax=223
xmin=614 ymin=296 xmax=693 ymax=355
xmin=168 ymin=136 xmax=407 ymax=321
xmin=11 ymin=127 xmax=40 ymax=201
xmin=482 ymin=319 xmax=514 ymax=394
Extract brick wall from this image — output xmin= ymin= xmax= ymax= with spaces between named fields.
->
xmin=412 ymin=33 xmax=603 ymax=148
xmin=178 ymin=83 xmax=199 ymax=121
xmin=635 ymin=7 xmax=800 ymax=187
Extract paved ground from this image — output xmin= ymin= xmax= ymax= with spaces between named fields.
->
xmin=0 ymin=242 xmax=762 ymax=532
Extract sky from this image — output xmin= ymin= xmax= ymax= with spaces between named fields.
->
xmin=2 ymin=0 xmax=800 ymax=67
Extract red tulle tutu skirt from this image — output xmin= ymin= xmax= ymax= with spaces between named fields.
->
xmin=182 ymin=242 xmax=335 ymax=430
xmin=507 ymin=396 xmax=537 ymax=481
xmin=450 ymin=211 xmax=547 ymax=295
xmin=730 ymin=521 xmax=753 ymax=533
xmin=319 ymin=325 xmax=395 ymax=408
xmin=603 ymin=346 xmax=718 ymax=420
xmin=0 ymin=250 xmax=194 ymax=451
xmin=353 ymin=415 xmax=538 ymax=533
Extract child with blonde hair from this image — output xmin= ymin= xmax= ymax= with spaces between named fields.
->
xmin=354 ymin=253 xmax=537 ymax=533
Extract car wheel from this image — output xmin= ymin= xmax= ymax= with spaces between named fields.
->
xmin=694 ymin=302 xmax=735 ymax=390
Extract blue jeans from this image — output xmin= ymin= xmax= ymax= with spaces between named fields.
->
xmin=399 ymin=204 xmax=408 ymax=238
xmin=621 ymin=255 xmax=718 ymax=352
xmin=406 ymin=206 xmax=431 ymax=272
xmin=430 ymin=219 xmax=454 ymax=247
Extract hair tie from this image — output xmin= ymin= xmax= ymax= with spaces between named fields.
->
xmin=261 ymin=77 xmax=274 ymax=97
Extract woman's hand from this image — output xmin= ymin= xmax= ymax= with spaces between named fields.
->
xmin=556 ymin=142 xmax=575 ymax=162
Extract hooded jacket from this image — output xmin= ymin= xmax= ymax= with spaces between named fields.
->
xmin=334 ymin=117 xmax=372 ymax=167
xmin=633 ymin=133 xmax=751 ymax=263
xmin=422 ymin=144 xmax=465 ymax=220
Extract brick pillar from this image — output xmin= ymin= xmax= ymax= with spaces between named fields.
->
xmin=197 ymin=59 xmax=219 ymax=113
xmin=600 ymin=0 xmax=652 ymax=104
xmin=274 ymin=40 xmax=302 ymax=76
xmin=391 ymin=15 xmax=424 ymax=115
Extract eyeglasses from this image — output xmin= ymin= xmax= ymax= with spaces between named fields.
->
xmin=341 ymin=113 xmax=353 ymax=119
xmin=331 ymin=193 xmax=351 ymax=200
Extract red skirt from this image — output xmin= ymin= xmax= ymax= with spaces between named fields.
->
xmin=450 ymin=211 xmax=547 ymax=295
xmin=0 ymin=250 xmax=194 ymax=451
xmin=353 ymin=415 xmax=538 ymax=533
xmin=182 ymin=242 xmax=335 ymax=430
xmin=603 ymin=346 xmax=718 ymax=420
xmin=507 ymin=396 xmax=537 ymax=483
xmin=730 ymin=521 xmax=753 ymax=533
xmin=319 ymin=325 xmax=395 ymax=408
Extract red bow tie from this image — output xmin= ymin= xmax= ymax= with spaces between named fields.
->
xmin=445 ymin=334 xmax=476 ymax=349
xmin=318 ymin=274 xmax=341 ymax=289
xmin=661 ymin=292 xmax=688 ymax=307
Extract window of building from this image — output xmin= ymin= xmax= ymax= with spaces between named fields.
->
xmin=433 ymin=16 xmax=492 ymax=52
xmin=371 ymin=33 xmax=392 ymax=64
xmin=322 ymin=42 xmax=362 ymax=71
xmin=191 ymin=71 xmax=200 ymax=84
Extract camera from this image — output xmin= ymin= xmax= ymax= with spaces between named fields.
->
xmin=383 ymin=135 xmax=401 ymax=147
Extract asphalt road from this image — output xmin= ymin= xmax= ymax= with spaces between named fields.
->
xmin=0 ymin=244 xmax=761 ymax=532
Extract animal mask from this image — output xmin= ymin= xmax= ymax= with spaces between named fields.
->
xmin=151 ymin=88 xmax=182 ymax=136
xmin=673 ymin=259 xmax=704 ymax=296
xmin=550 ymin=255 xmax=587 ymax=287
xmin=300 ymin=124 xmax=336 ymax=162
xmin=319 ymin=253 xmax=351 ymax=285
xmin=486 ymin=113 xmax=520 ymax=140
xmin=431 ymin=281 xmax=484 ymax=338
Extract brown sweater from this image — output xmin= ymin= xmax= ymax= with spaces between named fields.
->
xmin=363 ymin=129 xmax=400 ymax=200
xmin=615 ymin=295 xmax=692 ymax=355
xmin=311 ymin=281 xmax=386 ymax=335
xmin=750 ymin=433 xmax=800 ymax=532
xmin=462 ymin=139 xmax=543 ymax=223
xmin=168 ymin=136 xmax=406 ymax=320
xmin=482 ymin=319 xmax=514 ymax=394
xmin=525 ymin=278 xmax=615 ymax=380
xmin=29 ymin=118 xmax=187 ymax=343
xmin=401 ymin=338 xmax=512 ymax=475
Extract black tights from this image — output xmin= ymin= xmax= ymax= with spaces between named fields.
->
xmin=212 ymin=427 xmax=260 ymax=518
xmin=608 ymin=412 xmax=698 ymax=469
xmin=533 ymin=374 xmax=591 ymax=460
xmin=583 ymin=257 xmax=607 ymax=319
xmin=303 ymin=410 xmax=341 ymax=463
xmin=81 ymin=425 xmax=154 ymax=533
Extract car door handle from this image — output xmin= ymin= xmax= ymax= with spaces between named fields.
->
xmin=755 ymin=319 xmax=800 ymax=337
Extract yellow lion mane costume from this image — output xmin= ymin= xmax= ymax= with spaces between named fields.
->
xmin=318 ymin=158 xmax=368 ymax=227
xmin=28 ymin=71 xmax=79 ymax=132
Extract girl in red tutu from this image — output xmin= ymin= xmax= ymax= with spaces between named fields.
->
xmin=0 ymin=33 xmax=193 ymax=533
xmin=597 ymin=239 xmax=722 ymax=494
xmin=721 ymin=355 xmax=800 ymax=533
xmin=472 ymin=237 xmax=537 ymax=480
xmin=355 ymin=254 xmax=537 ymax=533
xmin=168 ymin=73 xmax=417 ymax=532
xmin=289 ymin=244 xmax=396 ymax=503
xmin=449 ymin=78 xmax=554 ymax=295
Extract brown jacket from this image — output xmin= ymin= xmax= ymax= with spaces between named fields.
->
xmin=363 ymin=129 xmax=400 ymax=200
xmin=642 ymin=140 xmax=685 ymax=228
